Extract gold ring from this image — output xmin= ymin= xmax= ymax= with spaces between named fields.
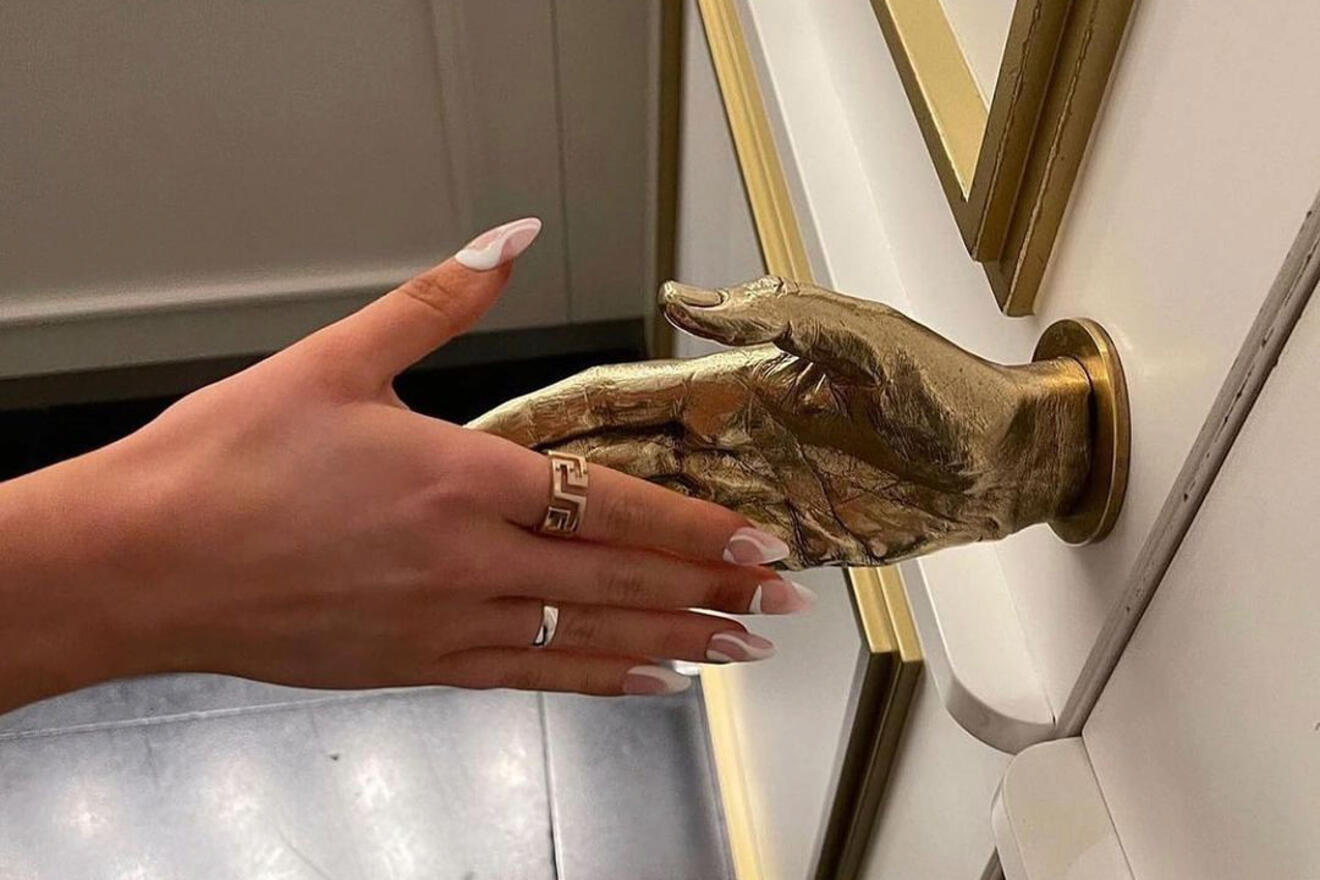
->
xmin=539 ymin=451 xmax=588 ymax=537
xmin=531 ymin=603 xmax=560 ymax=648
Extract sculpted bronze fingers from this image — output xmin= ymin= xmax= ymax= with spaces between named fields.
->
xmin=473 ymin=276 xmax=1125 ymax=569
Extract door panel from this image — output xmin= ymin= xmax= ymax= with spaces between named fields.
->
xmin=722 ymin=0 xmax=1320 ymax=874
xmin=1083 ymin=260 xmax=1320 ymax=879
xmin=860 ymin=672 xmax=1007 ymax=880
xmin=738 ymin=0 xmax=1320 ymax=734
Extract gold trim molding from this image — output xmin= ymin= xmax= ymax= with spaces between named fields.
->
xmin=695 ymin=2 xmax=923 ymax=877
xmin=872 ymin=0 xmax=1135 ymax=315
xmin=813 ymin=567 xmax=923 ymax=880
xmin=696 ymin=0 xmax=811 ymax=283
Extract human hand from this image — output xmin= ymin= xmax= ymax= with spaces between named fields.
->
xmin=4 ymin=223 xmax=819 ymax=710
xmin=471 ymin=276 xmax=1092 ymax=567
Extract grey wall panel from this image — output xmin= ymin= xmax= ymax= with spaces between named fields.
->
xmin=0 ymin=1 xmax=655 ymax=378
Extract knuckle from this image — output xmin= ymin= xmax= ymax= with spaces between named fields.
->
xmin=658 ymin=618 xmax=700 ymax=656
xmin=558 ymin=609 xmax=604 ymax=648
xmin=710 ymin=577 xmax=753 ymax=613
xmin=401 ymin=275 xmax=463 ymax=331
xmin=598 ymin=563 xmax=652 ymax=607
xmin=597 ymin=493 xmax=647 ymax=539
xmin=743 ymin=274 xmax=791 ymax=301
xmin=420 ymin=478 xmax=476 ymax=516
xmin=575 ymin=365 xmax=609 ymax=385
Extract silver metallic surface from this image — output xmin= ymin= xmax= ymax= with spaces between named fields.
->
xmin=0 ymin=674 xmax=729 ymax=878
xmin=542 ymin=689 xmax=733 ymax=880
xmin=532 ymin=603 xmax=561 ymax=648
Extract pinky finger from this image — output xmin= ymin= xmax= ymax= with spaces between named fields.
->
xmin=431 ymin=648 xmax=692 ymax=697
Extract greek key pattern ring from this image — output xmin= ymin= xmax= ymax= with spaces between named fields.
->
xmin=540 ymin=451 xmax=589 ymax=537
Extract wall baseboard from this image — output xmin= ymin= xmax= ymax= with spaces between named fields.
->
xmin=0 ymin=319 xmax=644 ymax=410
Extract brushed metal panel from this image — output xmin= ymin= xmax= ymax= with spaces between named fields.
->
xmin=0 ymin=686 xmax=555 ymax=879
xmin=542 ymin=686 xmax=733 ymax=880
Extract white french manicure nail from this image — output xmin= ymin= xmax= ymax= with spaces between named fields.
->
xmin=454 ymin=217 xmax=542 ymax=271
xmin=706 ymin=631 xmax=777 ymax=663
xmin=723 ymin=527 xmax=790 ymax=565
xmin=747 ymin=579 xmax=816 ymax=615
xmin=623 ymin=665 xmax=692 ymax=696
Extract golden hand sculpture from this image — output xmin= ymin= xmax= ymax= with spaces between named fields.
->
xmin=472 ymin=276 xmax=1113 ymax=569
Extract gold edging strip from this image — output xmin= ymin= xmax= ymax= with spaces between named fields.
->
xmin=813 ymin=567 xmax=924 ymax=879
xmin=700 ymin=667 xmax=766 ymax=880
xmin=648 ymin=0 xmax=684 ymax=359
xmin=871 ymin=0 xmax=1132 ymax=313
xmin=696 ymin=0 xmax=811 ymax=283
xmin=877 ymin=0 xmax=987 ymax=196
xmin=695 ymin=3 xmax=923 ymax=878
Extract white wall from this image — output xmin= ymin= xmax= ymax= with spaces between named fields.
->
xmin=938 ymin=0 xmax=1015 ymax=102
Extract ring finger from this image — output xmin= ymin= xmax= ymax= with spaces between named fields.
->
xmin=476 ymin=598 xmax=777 ymax=665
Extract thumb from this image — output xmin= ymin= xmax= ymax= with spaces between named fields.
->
xmin=307 ymin=217 xmax=542 ymax=386
xmin=660 ymin=274 xmax=903 ymax=382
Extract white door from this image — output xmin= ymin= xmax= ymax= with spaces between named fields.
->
xmin=1077 ymin=217 xmax=1320 ymax=880
xmin=682 ymin=0 xmax=1320 ymax=877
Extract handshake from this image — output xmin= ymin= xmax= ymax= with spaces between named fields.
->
xmin=473 ymin=276 xmax=1094 ymax=569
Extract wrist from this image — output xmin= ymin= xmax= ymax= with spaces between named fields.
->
xmin=0 ymin=441 xmax=182 ymax=710
xmin=998 ymin=358 xmax=1093 ymax=528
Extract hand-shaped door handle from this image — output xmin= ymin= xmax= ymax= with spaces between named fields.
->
xmin=472 ymin=276 xmax=1129 ymax=569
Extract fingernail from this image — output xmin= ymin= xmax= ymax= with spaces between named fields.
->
xmin=748 ymin=579 xmax=816 ymax=615
xmin=723 ymin=527 xmax=790 ymax=565
xmin=623 ymin=665 xmax=693 ymax=696
xmin=455 ymin=217 xmax=542 ymax=271
xmin=661 ymin=280 xmax=725 ymax=307
xmin=706 ymin=631 xmax=777 ymax=663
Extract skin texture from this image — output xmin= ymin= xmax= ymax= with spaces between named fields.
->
xmin=472 ymin=276 xmax=1094 ymax=569
xmin=0 ymin=244 xmax=802 ymax=715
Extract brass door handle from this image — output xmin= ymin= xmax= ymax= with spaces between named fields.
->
xmin=471 ymin=276 xmax=1129 ymax=569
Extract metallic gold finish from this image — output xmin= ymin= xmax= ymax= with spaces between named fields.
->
xmin=873 ymin=0 xmax=988 ymax=198
xmin=540 ymin=451 xmax=589 ymax=537
xmin=683 ymin=9 xmax=918 ymax=878
xmin=696 ymin=0 xmax=812 ymax=282
xmin=697 ymin=666 xmax=766 ymax=880
xmin=813 ymin=566 xmax=923 ymax=880
xmin=523 ymin=7 xmax=922 ymax=876
xmin=871 ymin=0 xmax=1135 ymax=313
xmin=475 ymin=276 xmax=1103 ymax=569
xmin=647 ymin=0 xmax=683 ymax=359
xmin=531 ymin=603 xmax=561 ymax=648
xmin=1032 ymin=319 xmax=1130 ymax=544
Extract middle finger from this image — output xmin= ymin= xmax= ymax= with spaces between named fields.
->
xmin=494 ymin=522 xmax=816 ymax=615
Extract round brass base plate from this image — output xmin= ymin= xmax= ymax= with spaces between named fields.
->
xmin=1032 ymin=319 xmax=1130 ymax=545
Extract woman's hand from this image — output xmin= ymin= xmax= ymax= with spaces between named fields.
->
xmin=0 ymin=220 xmax=814 ymax=713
